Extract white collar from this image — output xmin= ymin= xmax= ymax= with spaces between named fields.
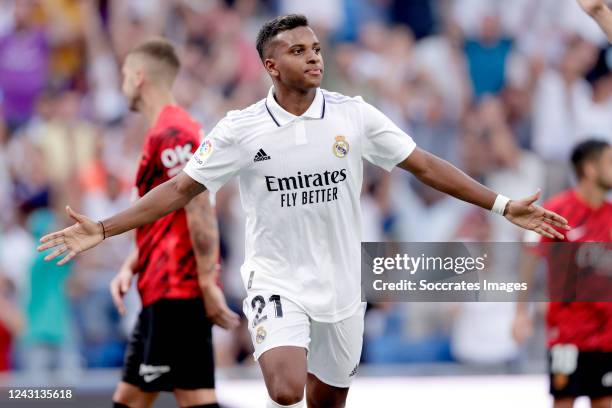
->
xmin=265 ymin=86 xmax=326 ymax=127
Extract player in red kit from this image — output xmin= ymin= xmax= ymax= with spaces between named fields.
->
xmin=513 ymin=139 xmax=612 ymax=408
xmin=105 ymin=39 xmax=239 ymax=408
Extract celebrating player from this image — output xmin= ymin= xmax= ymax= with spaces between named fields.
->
xmin=106 ymin=39 xmax=239 ymax=408
xmin=513 ymin=140 xmax=612 ymax=408
xmin=39 ymin=16 xmax=569 ymax=408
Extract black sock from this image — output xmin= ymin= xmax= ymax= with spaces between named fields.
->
xmin=183 ymin=404 xmax=220 ymax=408
xmin=113 ymin=403 xmax=131 ymax=408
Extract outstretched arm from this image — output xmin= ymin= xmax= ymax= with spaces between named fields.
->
xmin=103 ymin=171 xmax=205 ymax=237
xmin=578 ymin=0 xmax=612 ymax=42
xmin=38 ymin=171 xmax=205 ymax=265
xmin=398 ymin=148 xmax=570 ymax=238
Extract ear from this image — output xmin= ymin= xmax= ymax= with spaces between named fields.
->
xmin=583 ymin=161 xmax=596 ymax=179
xmin=135 ymin=68 xmax=145 ymax=87
xmin=264 ymin=58 xmax=279 ymax=78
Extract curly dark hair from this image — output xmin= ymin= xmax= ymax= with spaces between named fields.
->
xmin=256 ymin=14 xmax=309 ymax=60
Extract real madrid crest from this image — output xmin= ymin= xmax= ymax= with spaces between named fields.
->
xmin=256 ymin=326 xmax=267 ymax=344
xmin=333 ymin=135 xmax=349 ymax=158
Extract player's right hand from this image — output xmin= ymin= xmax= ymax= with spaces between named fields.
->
xmin=110 ymin=269 xmax=134 ymax=316
xmin=511 ymin=310 xmax=534 ymax=345
xmin=37 ymin=206 xmax=104 ymax=266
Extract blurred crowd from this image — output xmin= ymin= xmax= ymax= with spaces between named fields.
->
xmin=0 ymin=0 xmax=611 ymax=380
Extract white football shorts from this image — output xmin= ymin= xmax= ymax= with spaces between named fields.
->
xmin=243 ymin=290 xmax=366 ymax=388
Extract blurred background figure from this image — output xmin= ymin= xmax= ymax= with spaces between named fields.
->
xmin=20 ymin=209 xmax=81 ymax=384
xmin=0 ymin=270 xmax=24 ymax=373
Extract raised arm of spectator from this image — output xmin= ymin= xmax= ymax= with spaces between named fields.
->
xmin=38 ymin=171 xmax=205 ymax=265
xmin=108 ymin=0 xmax=169 ymax=58
xmin=79 ymin=0 xmax=125 ymax=122
xmin=578 ymin=0 xmax=612 ymax=42
xmin=80 ymin=0 xmax=111 ymax=57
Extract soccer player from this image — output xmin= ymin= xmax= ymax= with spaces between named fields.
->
xmin=39 ymin=16 xmax=569 ymax=408
xmin=513 ymin=139 xmax=612 ymax=408
xmin=578 ymin=0 xmax=612 ymax=42
xmin=107 ymin=39 xmax=239 ymax=408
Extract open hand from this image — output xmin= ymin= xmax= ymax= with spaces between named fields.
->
xmin=504 ymin=190 xmax=570 ymax=239
xmin=37 ymin=206 xmax=104 ymax=265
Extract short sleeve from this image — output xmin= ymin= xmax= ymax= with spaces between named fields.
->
xmin=359 ymin=100 xmax=416 ymax=171
xmin=183 ymin=118 xmax=243 ymax=193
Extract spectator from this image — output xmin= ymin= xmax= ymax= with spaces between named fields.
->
xmin=0 ymin=0 xmax=49 ymax=131
xmin=20 ymin=209 xmax=80 ymax=382
xmin=532 ymin=35 xmax=599 ymax=162
xmin=463 ymin=13 xmax=513 ymax=99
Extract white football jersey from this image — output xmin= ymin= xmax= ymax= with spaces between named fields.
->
xmin=184 ymin=87 xmax=416 ymax=322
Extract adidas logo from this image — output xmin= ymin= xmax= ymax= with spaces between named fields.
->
xmin=349 ymin=364 xmax=358 ymax=377
xmin=254 ymin=149 xmax=271 ymax=162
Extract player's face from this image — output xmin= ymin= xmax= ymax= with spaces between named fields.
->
xmin=121 ymin=55 xmax=144 ymax=112
xmin=595 ymin=146 xmax=612 ymax=190
xmin=266 ymin=26 xmax=324 ymax=90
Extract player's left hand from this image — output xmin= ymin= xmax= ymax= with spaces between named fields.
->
xmin=504 ymin=190 xmax=570 ymax=239
xmin=201 ymin=284 xmax=240 ymax=330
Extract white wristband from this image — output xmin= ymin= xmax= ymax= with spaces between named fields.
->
xmin=491 ymin=194 xmax=510 ymax=216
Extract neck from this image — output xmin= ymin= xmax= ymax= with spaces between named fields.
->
xmin=273 ymin=83 xmax=317 ymax=116
xmin=138 ymin=87 xmax=176 ymax=126
xmin=576 ymin=181 xmax=606 ymax=208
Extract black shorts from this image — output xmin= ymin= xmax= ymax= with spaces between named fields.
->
xmin=122 ymin=297 xmax=214 ymax=392
xmin=549 ymin=345 xmax=612 ymax=398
